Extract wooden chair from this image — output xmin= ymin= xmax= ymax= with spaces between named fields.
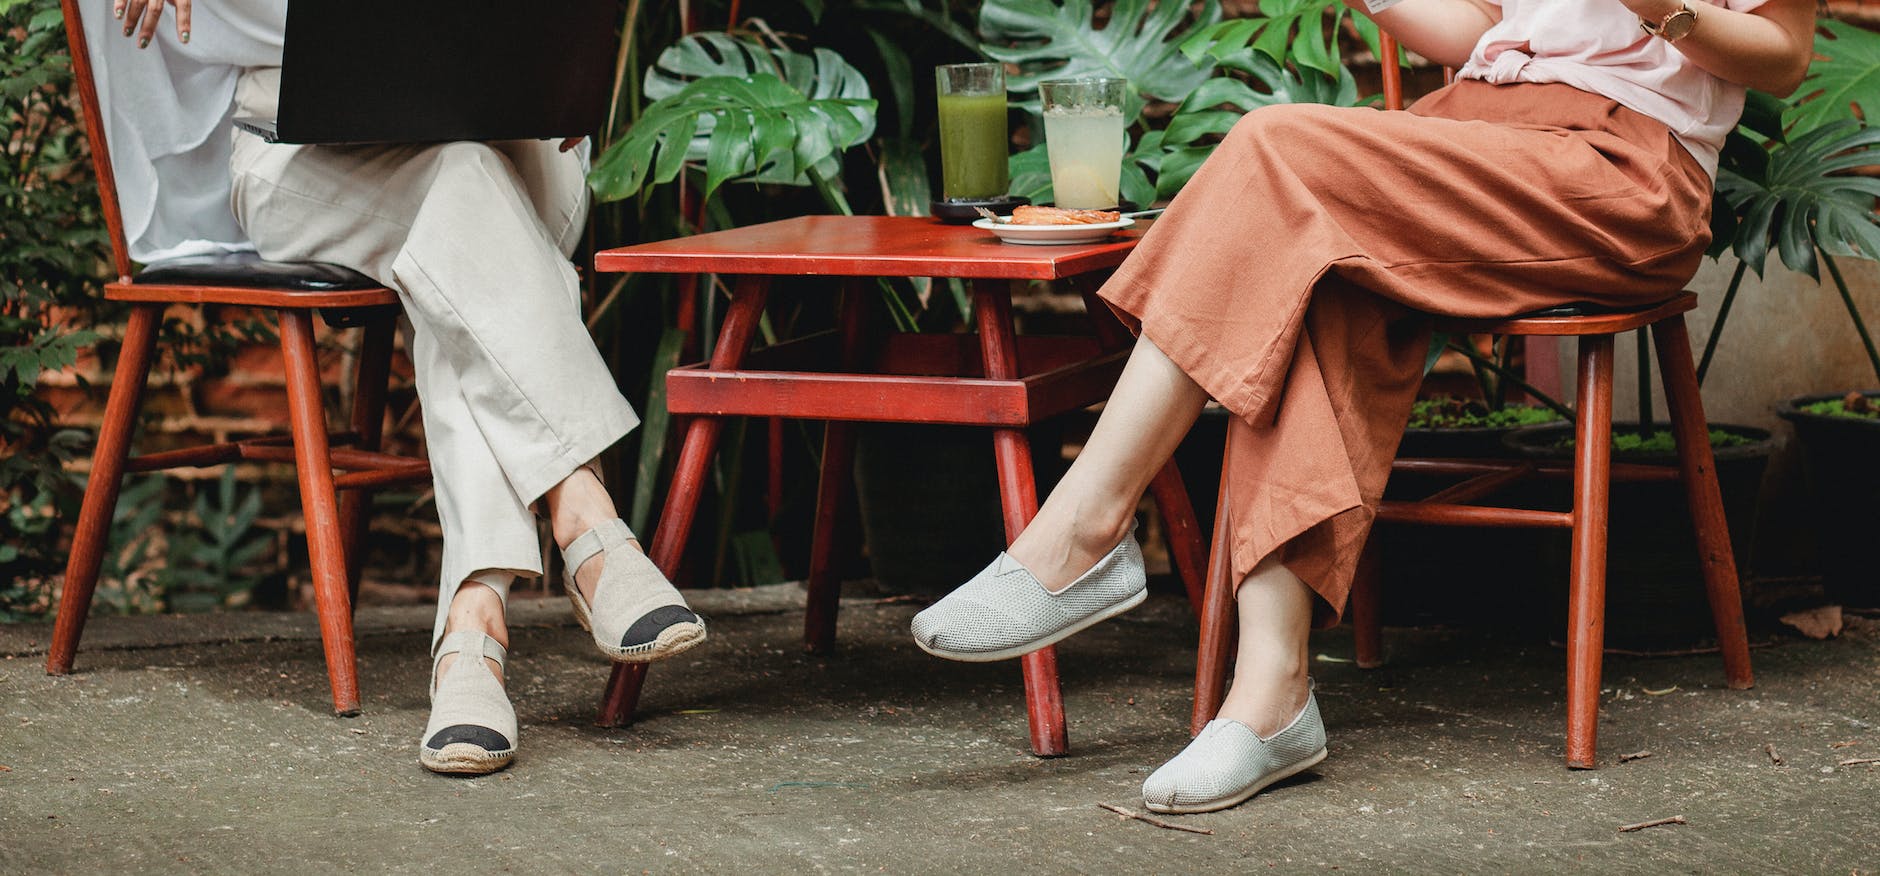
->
xmin=44 ymin=0 xmax=431 ymax=716
xmin=1189 ymin=39 xmax=1754 ymax=768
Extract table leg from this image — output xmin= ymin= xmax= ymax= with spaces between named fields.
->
xmin=805 ymin=280 xmax=871 ymax=653
xmin=976 ymin=279 xmax=1070 ymax=757
xmin=599 ymin=276 xmax=772 ymax=727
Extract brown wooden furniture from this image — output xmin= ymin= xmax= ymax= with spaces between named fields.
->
xmin=593 ymin=215 xmax=1209 ymax=756
xmin=45 ymin=0 xmax=431 ymax=716
xmin=1190 ymin=37 xmax=1753 ymax=769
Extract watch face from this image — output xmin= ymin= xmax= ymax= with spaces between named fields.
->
xmin=1662 ymin=10 xmax=1697 ymax=40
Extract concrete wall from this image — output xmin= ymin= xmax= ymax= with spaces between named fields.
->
xmin=1588 ymin=254 xmax=1880 ymax=431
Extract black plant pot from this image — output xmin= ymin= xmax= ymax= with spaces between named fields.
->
xmin=1376 ymin=423 xmax=1555 ymax=630
xmin=1778 ymin=392 xmax=1880 ymax=608
xmin=851 ymin=422 xmax=1068 ymax=595
xmin=1503 ymin=422 xmax=1775 ymax=651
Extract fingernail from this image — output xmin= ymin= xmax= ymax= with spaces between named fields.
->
xmin=139 ymin=36 xmax=149 ymax=48
xmin=180 ymin=30 xmax=190 ymax=43
xmin=114 ymin=5 xmax=124 ymax=18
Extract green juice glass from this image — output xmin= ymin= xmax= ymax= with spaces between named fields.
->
xmin=936 ymin=63 xmax=1010 ymax=201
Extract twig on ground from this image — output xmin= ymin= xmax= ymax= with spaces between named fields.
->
xmin=1618 ymin=815 xmax=1687 ymax=833
xmin=1831 ymin=740 xmax=1861 ymax=749
xmin=1618 ymin=750 xmax=1653 ymax=764
xmin=867 ymin=595 xmax=926 ymax=606
xmin=1097 ymin=803 xmax=1215 ymax=835
xmin=1838 ymin=758 xmax=1880 ymax=767
xmin=1765 ymin=743 xmax=1786 ymax=766
xmin=1642 ymin=685 xmax=1680 ymax=696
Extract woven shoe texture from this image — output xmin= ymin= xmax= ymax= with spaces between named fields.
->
xmin=1141 ymin=687 xmax=1327 ymax=814
xmin=910 ymin=534 xmax=1147 ymax=662
xmin=563 ymin=519 xmax=706 ymax=663
xmin=419 ymin=630 xmax=517 ymax=775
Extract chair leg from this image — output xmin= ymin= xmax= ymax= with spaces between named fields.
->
xmin=280 ymin=310 xmax=361 ymax=717
xmin=803 ymin=421 xmax=856 ymax=654
xmin=48 ymin=304 xmax=161 ymax=676
xmin=1191 ymin=454 xmax=1237 ymax=736
xmin=598 ymin=276 xmax=772 ymax=728
xmin=1351 ymin=536 xmax=1385 ymax=669
xmin=1565 ymin=334 xmax=1615 ymax=769
xmin=339 ymin=315 xmax=396 ymax=606
xmin=1651 ymin=317 xmax=1754 ymax=690
xmin=1147 ymin=460 xmax=1209 ymax=619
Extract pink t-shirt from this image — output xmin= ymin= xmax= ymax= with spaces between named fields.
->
xmin=1456 ymin=0 xmax=1771 ymax=178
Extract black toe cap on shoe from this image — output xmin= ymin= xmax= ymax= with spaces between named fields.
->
xmin=621 ymin=605 xmax=701 ymax=647
xmin=425 ymin=724 xmax=511 ymax=752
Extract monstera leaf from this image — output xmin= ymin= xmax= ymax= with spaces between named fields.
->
xmin=1786 ymin=20 xmax=1880 ymax=135
xmin=979 ymin=0 xmax=1221 ymax=120
xmin=589 ymin=33 xmax=876 ymax=202
xmin=1179 ymin=0 xmax=1386 ymax=78
xmin=1713 ymin=119 xmax=1880 ymax=280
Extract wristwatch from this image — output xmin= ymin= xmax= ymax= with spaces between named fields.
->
xmin=1640 ymin=1 xmax=1699 ymax=42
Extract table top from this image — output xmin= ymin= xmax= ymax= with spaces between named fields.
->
xmin=594 ymin=215 xmax=1146 ymax=280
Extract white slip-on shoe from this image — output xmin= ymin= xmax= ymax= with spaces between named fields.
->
xmin=562 ymin=519 xmax=707 ymax=663
xmin=419 ymin=630 xmax=518 ymax=776
xmin=910 ymin=534 xmax=1147 ymax=662
xmin=1141 ymin=684 xmax=1328 ymax=814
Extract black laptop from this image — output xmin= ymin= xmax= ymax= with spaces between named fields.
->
xmin=236 ymin=0 xmax=619 ymax=145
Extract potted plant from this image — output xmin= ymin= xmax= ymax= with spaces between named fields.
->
xmin=1702 ymin=21 xmax=1880 ymax=607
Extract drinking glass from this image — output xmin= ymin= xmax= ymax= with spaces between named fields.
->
xmin=1040 ymin=78 xmax=1127 ymax=210
xmin=936 ymin=63 xmax=1011 ymax=201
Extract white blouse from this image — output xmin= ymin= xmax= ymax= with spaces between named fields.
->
xmin=1457 ymin=0 xmax=1773 ymax=179
xmin=82 ymin=0 xmax=285 ymax=263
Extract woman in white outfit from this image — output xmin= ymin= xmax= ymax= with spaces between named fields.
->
xmin=101 ymin=0 xmax=703 ymax=774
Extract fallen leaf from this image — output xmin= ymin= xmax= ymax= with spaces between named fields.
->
xmin=1780 ymin=605 xmax=1843 ymax=640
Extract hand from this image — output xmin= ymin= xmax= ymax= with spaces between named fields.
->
xmin=559 ymin=137 xmax=586 ymax=153
xmin=116 ymin=0 xmax=192 ymax=48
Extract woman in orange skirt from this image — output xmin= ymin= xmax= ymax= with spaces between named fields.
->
xmin=914 ymin=0 xmax=1817 ymax=812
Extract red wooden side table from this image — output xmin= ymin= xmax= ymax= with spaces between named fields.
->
xmin=592 ymin=215 xmax=1207 ymax=756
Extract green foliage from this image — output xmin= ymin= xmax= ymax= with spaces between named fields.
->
xmin=987 ymin=0 xmax=1371 ymax=206
xmin=1407 ymin=397 xmax=1563 ymax=431
xmin=1787 ymin=20 xmax=1880 ymax=133
xmin=979 ymin=0 xmax=1221 ymax=120
xmin=91 ymin=472 xmax=274 ymax=615
xmin=1800 ymin=397 xmax=1880 ymax=420
xmin=2 ymin=0 xmax=112 ymax=615
xmin=588 ymin=32 xmax=877 ymax=204
xmin=1706 ymin=22 xmax=1880 ymax=385
xmin=161 ymin=469 xmax=272 ymax=612
xmin=1714 ymin=120 xmax=1880 ymax=280
xmin=1178 ymin=0 xmax=1388 ymax=79
xmin=1551 ymin=429 xmax=1756 ymax=455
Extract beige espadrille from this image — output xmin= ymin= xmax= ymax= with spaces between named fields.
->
xmin=419 ymin=630 xmax=517 ymax=775
xmin=562 ymin=519 xmax=706 ymax=663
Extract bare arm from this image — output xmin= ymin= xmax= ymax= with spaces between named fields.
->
xmin=1342 ymin=0 xmax=1503 ymax=69
xmin=1620 ymin=0 xmax=1816 ymax=96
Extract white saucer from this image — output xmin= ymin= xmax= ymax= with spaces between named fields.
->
xmin=971 ymin=216 xmax=1136 ymax=245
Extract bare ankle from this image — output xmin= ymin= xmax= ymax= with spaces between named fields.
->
xmin=545 ymin=468 xmax=619 ymax=548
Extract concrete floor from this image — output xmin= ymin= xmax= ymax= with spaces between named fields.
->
xmin=2 ymin=587 xmax=1877 ymax=874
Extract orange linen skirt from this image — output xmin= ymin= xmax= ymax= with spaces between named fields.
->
xmin=1098 ymin=80 xmax=1714 ymax=627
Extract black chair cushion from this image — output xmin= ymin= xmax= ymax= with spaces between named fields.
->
xmin=135 ymin=255 xmax=380 ymax=292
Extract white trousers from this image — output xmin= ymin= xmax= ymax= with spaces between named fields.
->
xmin=227 ymin=69 xmax=639 ymax=647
